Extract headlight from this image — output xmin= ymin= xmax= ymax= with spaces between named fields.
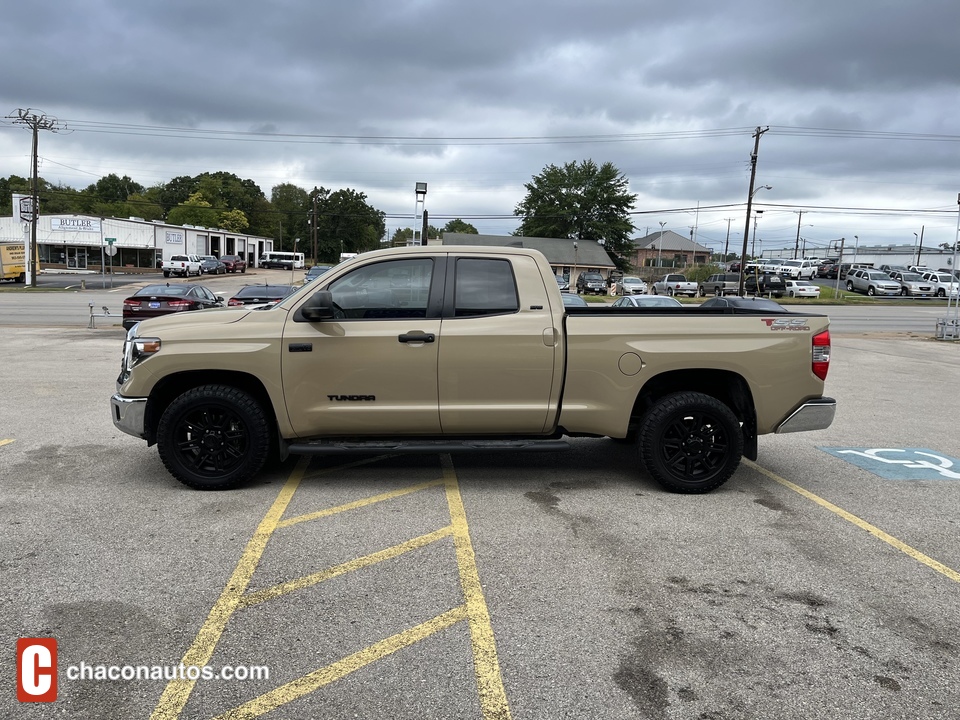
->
xmin=119 ymin=327 xmax=161 ymax=384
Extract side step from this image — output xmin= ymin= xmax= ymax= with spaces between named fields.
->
xmin=287 ymin=438 xmax=571 ymax=455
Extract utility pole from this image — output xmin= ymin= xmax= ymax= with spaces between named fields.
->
xmin=311 ymin=191 xmax=319 ymax=262
xmin=7 ymin=109 xmax=64 ymax=287
xmin=723 ymin=218 xmax=734 ymax=265
xmin=738 ymin=126 xmax=769 ymax=296
xmin=793 ymin=210 xmax=803 ymax=259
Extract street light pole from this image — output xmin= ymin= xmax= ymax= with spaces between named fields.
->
xmin=853 ymin=235 xmax=859 ymax=264
xmin=657 ymin=221 xmax=666 ymax=269
xmin=751 ymin=210 xmax=764 ymax=257
xmin=793 ymin=210 xmax=804 ymax=259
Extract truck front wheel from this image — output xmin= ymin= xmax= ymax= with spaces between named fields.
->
xmin=638 ymin=391 xmax=743 ymax=493
xmin=157 ymin=385 xmax=271 ymax=490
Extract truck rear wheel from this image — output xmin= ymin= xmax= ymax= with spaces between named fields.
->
xmin=157 ymin=385 xmax=270 ymax=490
xmin=638 ymin=391 xmax=743 ymax=493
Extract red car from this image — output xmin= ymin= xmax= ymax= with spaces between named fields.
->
xmin=122 ymin=283 xmax=223 ymax=329
xmin=219 ymin=254 xmax=247 ymax=273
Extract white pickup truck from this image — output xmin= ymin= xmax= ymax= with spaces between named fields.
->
xmin=651 ymin=273 xmax=698 ymax=297
xmin=162 ymin=254 xmax=202 ymax=278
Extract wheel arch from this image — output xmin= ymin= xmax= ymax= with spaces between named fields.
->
xmin=143 ymin=370 xmax=279 ymax=447
xmin=628 ymin=369 xmax=758 ymax=460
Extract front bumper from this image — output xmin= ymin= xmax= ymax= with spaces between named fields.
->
xmin=775 ymin=397 xmax=836 ymax=434
xmin=111 ymin=394 xmax=147 ymax=439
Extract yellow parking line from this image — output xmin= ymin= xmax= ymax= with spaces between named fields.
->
xmin=442 ymin=454 xmax=513 ymax=719
xmin=211 ymin=606 xmax=470 ymax=720
xmin=153 ymin=454 xmax=512 ymax=720
xmin=278 ymin=478 xmax=446 ymax=529
xmin=150 ymin=457 xmax=310 ymax=720
xmin=238 ymin=526 xmax=455 ymax=608
xmin=746 ymin=459 xmax=960 ymax=583
xmin=0 ymin=439 xmax=14 ymax=447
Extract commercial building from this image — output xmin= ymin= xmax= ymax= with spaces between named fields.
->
xmin=0 ymin=195 xmax=275 ymax=273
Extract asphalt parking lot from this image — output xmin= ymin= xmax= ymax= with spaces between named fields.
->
xmin=2 ymin=323 xmax=959 ymax=719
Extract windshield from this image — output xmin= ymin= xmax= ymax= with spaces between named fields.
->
xmin=867 ymin=272 xmax=891 ymax=280
xmin=900 ymin=273 xmax=923 ymax=281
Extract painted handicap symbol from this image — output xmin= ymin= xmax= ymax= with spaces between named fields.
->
xmin=820 ymin=447 xmax=960 ymax=481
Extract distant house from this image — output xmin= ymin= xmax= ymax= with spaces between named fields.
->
xmin=441 ymin=233 xmax=616 ymax=281
xmin=630 ymin=230 xmax=711 ymax=269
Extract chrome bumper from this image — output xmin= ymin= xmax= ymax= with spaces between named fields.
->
xmin=775 ymin=397 xmax=836 ymax=434
xmin=111 ymin=394 xmax=147 ymax=439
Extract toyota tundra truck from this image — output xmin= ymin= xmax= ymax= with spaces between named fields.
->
xmin=111 ymin=245 xmax=835 ymax=494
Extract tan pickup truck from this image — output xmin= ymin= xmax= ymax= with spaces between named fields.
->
xmin=111 ymin=245 xmax=835 ymax=493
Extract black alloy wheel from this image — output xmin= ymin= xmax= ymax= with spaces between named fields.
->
xmin=638 ymin=391 xmax=743 ymax=493
xmin=157 ymin=385 xmax=271 ymax=490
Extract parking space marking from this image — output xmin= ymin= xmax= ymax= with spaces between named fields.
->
xmin=820 ymin=447 xmax=960 ymax=481
xmin=0 ymin=438 xmax=14 ymax=447
xmin=152 ymin=454 xmax=512 ymax=720
xmin=745 ymin=459 xmax=960 ymax=583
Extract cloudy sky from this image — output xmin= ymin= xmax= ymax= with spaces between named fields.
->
xmin=3 ymin=0 xmax=960 ymax=258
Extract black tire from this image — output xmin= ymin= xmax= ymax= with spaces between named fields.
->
xmin=157 ymin=385 xmax=271 ymax=490
xmin=241 ymin=267 xmax=246 ymax=274
xmin=163 ymin=271 xmax=170 ymax=278
xmin=900 ymin=287 xmax=908 ymax=296
xmin=698 ymin=287 xmax=706 ymax=297
xmin=638 ymin=391 xmax=743 ymax=494
xmin=867 ymin=286 xmax=876 ymax=296
xmin=937 ymin=288 xmax=945 ymax=297
xmin=846 ymin=281 xmax=854 ymax=291
xmin=667 ymin=288 xmax=675 ymax=297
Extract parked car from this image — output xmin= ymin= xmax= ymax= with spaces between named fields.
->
xmin=698 ymin=273 xmax=740 ymax=297
xmin=777 ymin=259 xmax=818 ymax=280
xmin=921 ymin=271 xmax=960 ymax=298
xmin=887 ymin=271 xmax=934 ymax=297
xmin=846 ymin=269 xmax=902 ymax=296
xmin=651 ymin=273 xmax=698 ymax=297
xmin=838 ymin=263 xmax=870 ymax=280
xmin=555 ymin=274 xmax=570 ymax=292
xmin=878 ymin=264 xmax=908 ymax=276
xmin=615 ymin=276 xmax=648 ymax=295
xmin=907 ymin=265 xmax=934 ymax=275
xmin=219 ymin=254 xmax=247 ymax=273
xmin=122 ymin=283 xmax=223 ymax=329
xmin=743 ymin=271 xmax=785 ymax=297
xmin=561 ymin=292 xmax=589 ymax=308
xmin=199 ymin=257 xmax=226 ymax=275
xmin=784 ymin=279 xmax=821 ymax=298
xmin=699 ymin=296 xmax=786 ymax=311
xmin=611 ymin=295 xmax=683 ymax=308
xmin=226 ymin=284 xmax=297 ymax=307
xmin=575 ymin=271 xmax=607 ymax=295
xmin=303 ymin=265 xmax=334 ymax=285
xmin=815 ymin=261 xmax=837 ymax=278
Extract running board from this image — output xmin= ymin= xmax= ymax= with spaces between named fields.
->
xmin=287 ymin=438 xmax=571 ymax=455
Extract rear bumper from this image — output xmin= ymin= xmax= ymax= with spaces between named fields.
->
xmin=775 ymin=397 xmax=836 ymax=434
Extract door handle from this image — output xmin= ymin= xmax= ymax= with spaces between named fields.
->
xmin=398 ymin=333 xmax=435 ymax=343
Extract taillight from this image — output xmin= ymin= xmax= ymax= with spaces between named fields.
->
xmin=123 ymin=299 xmax=140 ymax=308
xmin=167 ymin=300 xmax=193 ymax=310
xmin=812 ymin=330 xmax=830 ymax=380
xmin=228 ymin=298 xmax=244 ymax=306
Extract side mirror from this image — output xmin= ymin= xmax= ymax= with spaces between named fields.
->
xmin=300 ymin=290 xmax=336 ymax=321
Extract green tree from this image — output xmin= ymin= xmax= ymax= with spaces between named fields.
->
xmin=271 ymin=183 xmax=315 ymax=252
xmin=166 ymin=192 xmax=219 ymax=228
xmin=442 ymin=218 xmax=478 ymax=235
xmin=218 ymin=208 xmax=249 ymax=233
xmin=514 ymin=159 xmax=636 ymax=268
xmin=313 ymin=189 xmax=386 ymax=262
